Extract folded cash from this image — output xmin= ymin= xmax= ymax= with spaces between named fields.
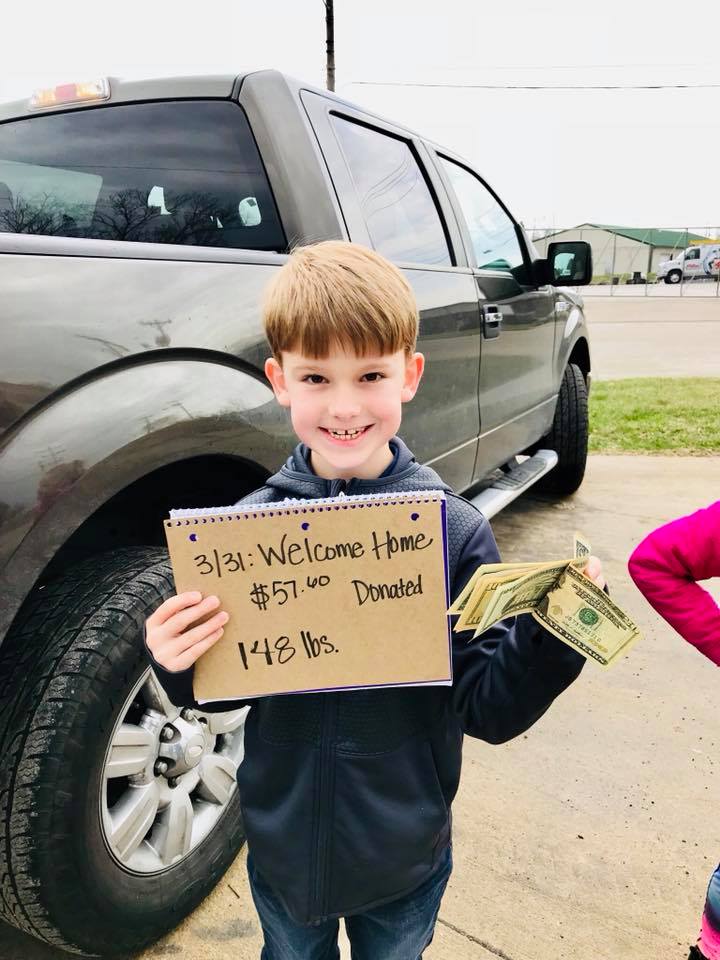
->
xmin=534 ymin=563 xmax=640 ymax=668
xmin=448 ymin=534 xmax=640 ymax=668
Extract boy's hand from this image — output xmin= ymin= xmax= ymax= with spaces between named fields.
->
xmin=145 ymin=592 xmax=229 ymax=673
xmin=582 ymin=555 xmax=607 ymax=591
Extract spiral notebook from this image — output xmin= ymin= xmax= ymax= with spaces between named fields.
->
xmin=163 ymin=491 xmax=452 ymax=702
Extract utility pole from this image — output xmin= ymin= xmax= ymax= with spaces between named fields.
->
xmin=325 ymin=0 xmax=335 ymax=92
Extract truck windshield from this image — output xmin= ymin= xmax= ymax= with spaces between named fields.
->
xmin=0 ymin=99 xmax=285 ymax=251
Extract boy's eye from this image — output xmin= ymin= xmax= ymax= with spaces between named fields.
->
xmin=302 ymin=374 xmax=327 ymax=384
xmin=362 ymin=372 xmax=385 ymax=382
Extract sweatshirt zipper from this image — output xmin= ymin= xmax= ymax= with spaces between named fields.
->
xmin=311 ymin=478 xmax=345 ymax=918
xmin=313 ymin=691 xmax=338 ymax=919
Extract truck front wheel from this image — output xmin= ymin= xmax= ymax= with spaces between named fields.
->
xmin=664 ymin=269 xmax=682 ymax=284
xmin=0 ymin=548 xmax=247 ymax=957
xmin=536 ymin=362 xmax=589 ymax=496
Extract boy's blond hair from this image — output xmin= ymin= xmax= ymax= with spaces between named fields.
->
xmin=262 ymin=241 xmax=419 ymax=360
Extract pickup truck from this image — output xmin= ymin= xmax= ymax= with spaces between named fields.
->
xmin=0 ymin=70 xmax=592 ymax=957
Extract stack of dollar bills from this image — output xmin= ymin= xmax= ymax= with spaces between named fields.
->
xmin=448 ymin=534 xmax=641 ymax=668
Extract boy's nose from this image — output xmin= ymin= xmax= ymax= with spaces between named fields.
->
xmin=328 ymin=391 xmax=362 ymax=419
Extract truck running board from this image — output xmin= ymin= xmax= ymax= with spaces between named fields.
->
xmin=468 ymin=449 xmax=558 ymax=520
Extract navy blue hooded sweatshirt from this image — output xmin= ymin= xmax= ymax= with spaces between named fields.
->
xmin=148 ymin=438 xmax=584 ymax=924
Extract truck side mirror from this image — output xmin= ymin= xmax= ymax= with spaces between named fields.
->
xmin=537 ymin=241 xmax=593 ymax=286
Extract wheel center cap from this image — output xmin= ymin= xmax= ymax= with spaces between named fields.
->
xmin=184 ymin=735 xmax=206 ymax=769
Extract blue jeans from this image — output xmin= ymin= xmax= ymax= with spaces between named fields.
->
xmin=247 ymin=846 xmax=453 ymax=960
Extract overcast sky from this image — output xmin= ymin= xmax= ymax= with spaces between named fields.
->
xmin=2 ymin=0 xmax=718 ymax=230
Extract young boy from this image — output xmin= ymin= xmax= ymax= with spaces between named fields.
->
xmin=145 ymin=241 xmax=605 ymax=960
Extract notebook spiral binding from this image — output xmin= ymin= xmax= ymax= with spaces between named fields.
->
xmin=167 ymin=490 xmax=447 ymax=525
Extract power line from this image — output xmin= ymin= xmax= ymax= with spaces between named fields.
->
xmin=439 ymin=61 xmax=716 ymax=71
xmin=345 ymin=80 xmax=720 ymax=91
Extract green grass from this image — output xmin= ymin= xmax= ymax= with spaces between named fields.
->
xmin=590 ymin=272 xmax=656 ymax=284
xmin=589 ymin=378 xmax=720 ymax=454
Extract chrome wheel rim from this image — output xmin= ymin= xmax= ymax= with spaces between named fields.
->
xmin=100 ymin=667 xmax=247 ymax=874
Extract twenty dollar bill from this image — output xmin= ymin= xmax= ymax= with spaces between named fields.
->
xmin=534 ymin=563 xmax=640 ymax=668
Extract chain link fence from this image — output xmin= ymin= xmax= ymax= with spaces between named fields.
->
xmin=530 ymin=226 xmax=720 ymax=297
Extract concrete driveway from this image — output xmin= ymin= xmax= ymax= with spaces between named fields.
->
xmin=3 ymin=453 xmax=718 ymax=960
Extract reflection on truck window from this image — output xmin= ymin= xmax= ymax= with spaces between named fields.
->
xmin=0 ymin=100 xmax=285 ymax=251
xmin=331 ymin=115 xmax=451 ymax=267
xmin=439 ymin=157 xmax=523 ymax=276
xmin=0 ymin=158 xmax=101 ymax=233
xmin=553 ymin=252 xmax=576 ymax=279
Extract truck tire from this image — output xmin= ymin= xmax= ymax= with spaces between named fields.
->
xmin=535 ymin=362 xmax=588 ymax=496
xmin=665 ymin=269 xmax=682 ymax=284
xmin=0 ymin=547 xmax=247 ymax=958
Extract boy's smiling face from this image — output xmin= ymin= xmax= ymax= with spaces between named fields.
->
xmin=265 ymin=346 xmax=424 ymax=481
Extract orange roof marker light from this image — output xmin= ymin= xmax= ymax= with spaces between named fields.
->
xmin=29 ymin=78 xmax=110 ymax=110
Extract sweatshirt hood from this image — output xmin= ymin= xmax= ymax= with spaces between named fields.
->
xmin=263 ymin=437 xmax=450 ymax=500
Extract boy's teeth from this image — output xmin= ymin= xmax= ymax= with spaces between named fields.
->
xmin=329 ymin=427 xmax=363 ymax=438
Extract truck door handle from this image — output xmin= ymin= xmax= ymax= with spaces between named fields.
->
xmin=482 ymin=304 xmax=503 ymax=339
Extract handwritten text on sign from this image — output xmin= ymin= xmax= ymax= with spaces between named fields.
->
xmin=163 ymin=493 xmax=450 ymax=702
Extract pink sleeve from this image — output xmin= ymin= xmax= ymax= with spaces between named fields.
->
xmin=628 ymin=500 xmax=720 ymax=664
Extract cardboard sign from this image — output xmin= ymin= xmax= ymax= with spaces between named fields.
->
xmin=163 ymin=492 xmax=451 ymax=702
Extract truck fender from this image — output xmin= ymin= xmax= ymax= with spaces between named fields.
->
xmin=554 ymin=300 xmax=590 ymax=384
xmin=0 ymin=358 xmax=291 ymax=638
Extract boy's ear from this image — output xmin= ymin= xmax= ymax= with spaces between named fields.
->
xmin=401 ymin=352 xmax=425 ymax=403
xmin=264 ymin=357 xmax=291 ymax=407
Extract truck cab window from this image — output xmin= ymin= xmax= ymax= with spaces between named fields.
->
xmin=331 ymin=115 xmax=451 ymax=266
xmin=439 ymin=156 xmax=524 ymax=276
xmin=0 ymin=100 xmax=285 ymax=251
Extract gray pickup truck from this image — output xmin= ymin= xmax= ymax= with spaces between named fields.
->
xmin=0 ymin=70 xmax=592 ymax=957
